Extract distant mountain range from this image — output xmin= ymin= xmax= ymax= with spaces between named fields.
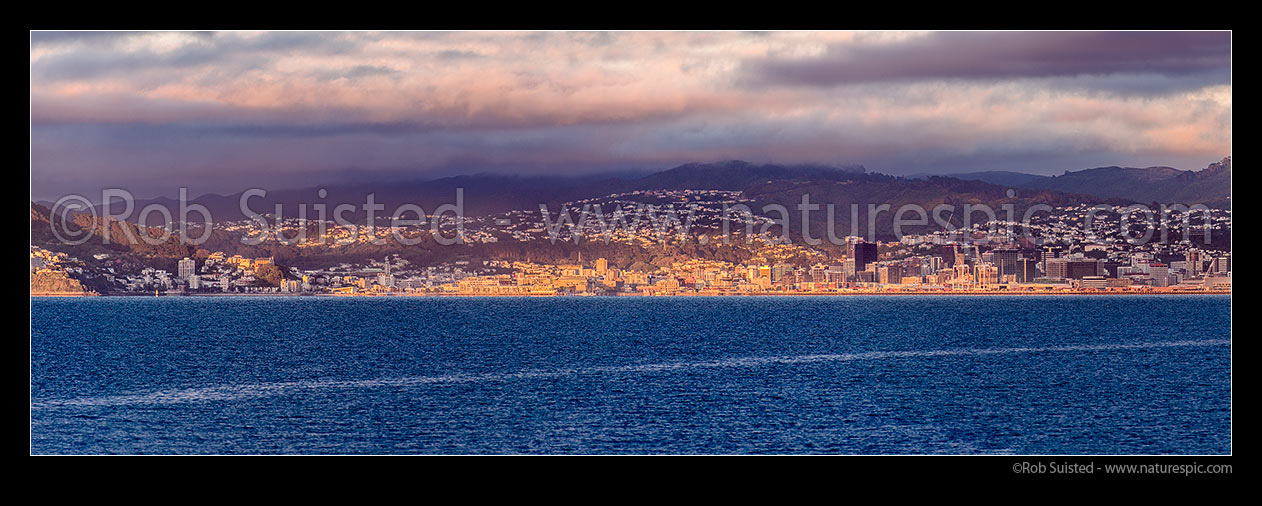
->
xmin=912 ymin=157 xmax=1230 ymax=207
xmin=38 ymin=158 xmax=1229 ymax=228
xmin=39 ymin=161 xmax=874 ymax=223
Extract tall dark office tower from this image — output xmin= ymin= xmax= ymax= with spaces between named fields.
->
xmin=1016 ymin=257 xmax=1038 ymax=282
xmin=993 ymin=249 xmax=1019 ymax=279
xmin=849 ymin=242 xmax=879 ymax=273
xmin=941 ymin=245 xmax=957 ymax=268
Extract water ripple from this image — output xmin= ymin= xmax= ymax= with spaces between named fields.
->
xmin=31 ymin=339 xmax=1230 ymax=410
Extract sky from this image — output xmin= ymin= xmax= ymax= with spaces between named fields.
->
xmin=30 ymin=31 xmax=1231 ymax=200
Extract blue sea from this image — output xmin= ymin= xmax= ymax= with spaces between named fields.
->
xmin=30 ymin=295 xmax=1231 ymax=454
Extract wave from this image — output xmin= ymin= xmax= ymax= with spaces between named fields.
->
xmin=31 ymin=339 xmax=1230 ymax=410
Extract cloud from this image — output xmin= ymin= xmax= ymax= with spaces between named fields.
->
xmin=741 ymin=31 xmax=1231 ymax=92
xmin=29 ymin=31 xmax=1232 ymax=200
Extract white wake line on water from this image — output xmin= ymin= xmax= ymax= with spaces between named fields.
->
xmin=31 ymin=339 xmax=1230 ymax=410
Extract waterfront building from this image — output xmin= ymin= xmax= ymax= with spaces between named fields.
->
xmin=1080 ymin=276 xmax=1107 ymax=289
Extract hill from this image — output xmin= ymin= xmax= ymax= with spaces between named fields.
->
xmin=1020 ymin=157 xmax=1230 ymax=207
xmin=910 ymin=171 xmax=1050 ymax=188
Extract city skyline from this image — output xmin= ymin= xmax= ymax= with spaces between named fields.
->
xmin=31 ymin=28 xmax=1234 ymax=462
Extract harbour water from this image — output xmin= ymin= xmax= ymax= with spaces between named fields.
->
xmin=30 ymin=295 xmax=1231 ymax=454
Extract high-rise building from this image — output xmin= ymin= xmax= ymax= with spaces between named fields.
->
xmin=772 ymin=264 xmax=791 ymax=283
xmin=1150 ymin=263 xmax=1170 ymax=287
xmin=842 ymin=259 xmax=857 ymax=280
xmin=941 ymin=245 xmax=957 ymax=268
xmin=1185 ymin=249 xmax=1204 ymax=276
xmin=849 ymin=241 xmax=878 ymax=273
xmin=992 ymin=249 xmax=1019 ymax=280
xmin=595 ymin=257 xmax=608 ymax=275
xmin=810 ymin=265 xmax=826 ymax=283
xmin=1044 ymin=257 xmax=1067 ymax=279
xmin=1016 ymin=257 xmax=1038 ymax=283
xmin=377 ymin=257 xmax=395 ymax=287
xmin=177 ymin=257 xmax=196 ymax=281
xmin=878 ymin=264 xmax=903 ymax=284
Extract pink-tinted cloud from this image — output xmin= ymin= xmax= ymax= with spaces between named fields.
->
xmin=29 ymin=31 xmax=1232 ymax=199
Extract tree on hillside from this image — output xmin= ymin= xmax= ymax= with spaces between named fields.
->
xmin=254 ymin=263 xmax=285 ymax=287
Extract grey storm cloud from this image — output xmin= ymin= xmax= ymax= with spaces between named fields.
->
xmin=33 ymin=44 xmax=223 ymax=82
xmin=29 ymin=31 xmax=1232 ymax=200
xmin=31 ymin=31 xmax=358 ymax=82
xmin=743 ymin=31 xmax=1231 ymax=90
